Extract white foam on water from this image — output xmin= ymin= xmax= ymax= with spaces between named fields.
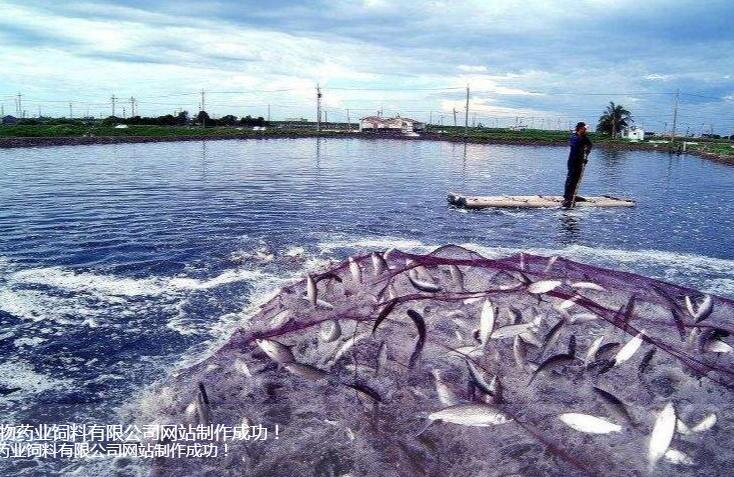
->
xmin=317 ymin=235 xmax=436 ymax=254
xmin=0 ymin=360 xmax=70 ymax=396
xmin=168 ymin=268 xmax=267 ymax=291
xmin=8 ymin=267 xmax=169 ymax=297
xmin=13 ymin=336 xmax=47 ymax=348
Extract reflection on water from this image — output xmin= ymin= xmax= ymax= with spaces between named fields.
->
xmin=559 ymin=211 xmax=582 ymax=243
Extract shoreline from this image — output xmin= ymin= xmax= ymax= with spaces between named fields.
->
xmin=1 ymin=131 xmax=732 ymax=164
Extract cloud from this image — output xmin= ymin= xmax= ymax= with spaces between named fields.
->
xmin=0 ymin=0 xmax=732 ymax=132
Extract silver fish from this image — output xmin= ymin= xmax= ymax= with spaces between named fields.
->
xmin=614 ymin=330 xmax=645 ymax=366
xmin=570 ymin=281 xmax=606 ymax=291
xmin=284 ymin=362 xmax=328 ymax=381
xmin=330 ymin=333 xmax=370 ymax=364
xmin=256 ymin=338 xmax=295 ymax=364
xmin=319 ymin=320 xmax=342 ymax=343
xmin=558 ymin=413 xmax=621 ymax=434
xmin=664 ymin=449 xmax=695 ymax=466
xmin=479 ymin=299 xmax=495 ymax=345
xmin=432 ymin=369 xmax=460 ymax=406
xmin=466 ymin=359 xmax=495 ymax=398
xmin=648 ymin=402 xmax=676 ymax=472
xmin=491 ymin=323 xmax=535 ymax=340
xmin=449 ymin=264 xmax=464 ymax=290
xmin=543 ymin=255 xmax=559 ymax=273
xmin=376 ymin=341 xmax=388 ymax=376
xmin=371 ymin=252 xmax=388 ymax=276
xmin=349 ymin=257 xmax=362 ymax=284
xmin=528 ymin=280 xmax=562 ymax=294
xmin=513 ymin=335 xmax=527 ymax=369
xmin=428 ymin=403 xmax=512 ymax=427
xmin=540 ymin=319 xmax=565 ymax=356
xmin=306 ymin=274 xmax=317 ymax=306
xmin=408 ymin=273 xmax=442 ymax=293
xmin=685 ymin=294 xmax=713 ymax=322
xmin=270 ymin=309 xmax=292 ymax=328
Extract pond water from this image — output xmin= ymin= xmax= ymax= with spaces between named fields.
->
xmin=0 ymin=137 xmax=733 ymax=475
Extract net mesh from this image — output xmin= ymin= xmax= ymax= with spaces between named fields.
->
xmin=144 ymin=245 xmax=734 ymax=477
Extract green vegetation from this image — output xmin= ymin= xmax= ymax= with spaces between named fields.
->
xmin=597 ymin=102 xmax=633 ymax=136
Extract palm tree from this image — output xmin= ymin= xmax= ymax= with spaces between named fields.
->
xmin=597 ymin=102 xmax=633 ymax=137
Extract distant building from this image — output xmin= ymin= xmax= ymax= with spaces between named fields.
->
xmin=359 ymin=115 xmax=426 ymax=134
xmin=621 ymin=126 xmax=645 ymax=141
xmin=2 ymin=115 xmax=18 ymax=125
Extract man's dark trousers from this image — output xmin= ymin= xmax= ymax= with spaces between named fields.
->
xmin=563 ymin=157 xmax=585 ymax=202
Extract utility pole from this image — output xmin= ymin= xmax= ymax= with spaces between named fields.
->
xmin=122 ymin=107 xmax=126 ymax=119
xmin=129 ymin=97 xmax=136 ymax=117
xmin=316 ymin=83 xmax=322 ymax=132
xmin=453 ymin=108 xmax=457 ymax=127
xmin=671 ymin=89 xmax=679 ymax=141
xmin=69 ymin=102 xmax=73 ymax=118
xmin=16 ymin=92 xmax=22 ymax=117
xmin=111 ymin=95 xmax=116 ymax=117
xmin=464 ymin=84 xmax=470 ymax=137
xmin=267 ymin=104 xmax=270 ymax=122
xmin=200 ymin=89 xmax=206 ymax=127
xmin=346 ymin=108 xmax=350 ymax=131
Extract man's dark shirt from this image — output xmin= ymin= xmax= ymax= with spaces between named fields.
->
xmin=568 ymin=132 xmax=592 ymax=163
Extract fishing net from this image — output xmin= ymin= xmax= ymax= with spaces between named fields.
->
xmin=141 ymin=245 xmax=734 ymax=477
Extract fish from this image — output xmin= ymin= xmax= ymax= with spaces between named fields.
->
xmin=508 ymin=306 xmax=523 ymax=324
xmin=638 ymin=349 xmax=656 ymax=374
xmin=584 ymin=335 xmax=605 ymax=366
xmin=676 ymin=419 xmax=692 ymax=435
xmin=540 ymin=319 xmax=565 ymax=356
xmin=388 ymin=283 xmax=398 ymax=300
xmin=519 ymin=331 xmax=543 ymax=347
xmin=406 ymin=309 xmax=427 ymax=368
xmin=465 ymin=359 xmax=495 ymax=398
xmin=703 ymin=338 xmax=733 ymax=353
xmin=408 ymin=274 xmax=442 ymax=293
xmin=428 ymin=403 xmax=512 ymax=427
xmin=331 ymin=333 xmax=370 ymax=364
xmin=567 ymin=335 xmax=577 ymax=356
xmin=528 ymin=280 xmax=562 ymax=294
xmin=614 ymin=330 xmax=645 ymax=366
xmin=319 ymin=320 xmax=342 ymax=343
xmin=648 ymin=402 xmax=676 ymax=473
xmin=558 ymin=413 xmax=622 ymax=434
xmin=284 ymin=362 xmax=328 ymax=381
xmin=570 ymin=281 xmax=606 ymax=291
xmin=432 ymin=369 xmax=460 ymax=406
xmin=685 ymin=294 xmax=713 ymax=322
xmin=491 ymin=323 xmax=536 ymax=340
xmin=345 ymin=381 xmax=382 ymax=402
xmin=371 ymin=252 xmax=388 ymax=276
xmin=595 ymin=342 xmax=621 ymax=360
xmin=300 ymin=296 xmax=335 ymax=309
xmin=691 ymin=413 xmax=717 ymax=433
xmin=349 ymin=257 xmax=362 ymax=284
xmin=270 ymin=310 xmax=292 ymax=328
xmin=664 ymin=449 xmax=695 ymax=466
xmin=195 ymin=382 xmax=212 ymax=427
xmin=543 ymin=255 xmax=559 ymax=273
xmin=479 ymin=299 xmax=495 ymax=345
xmin=529 ymin=353 xmax=575 ymax=383
xmin=449 ymin=264 xmax=464 ymax=290
xmin=513 ymin=335 xmax=527 ymax=369
xmin=256 ymin=338 xmax=295 ymax=364
xmin=306 ymin=274 xmax=317 ymax=306
xmin=592 ymin=387 xmax=634 ymax=427
xmin=463 ymin=296 xmax=484 ymax=305
xmin=376 ymin=341 xmax=388 ymax=376
xmin=372 ymin=299 xmax=398 ymax=334
xmin=446 ymin=345 xmax=483 ymax=358
xmin=233 ymin=358 xmax=252 ymax=377
xmin=569 ymin=313 xmax=598 ymax=324
xmin=557 ymin=296 xmax=579 ymax=311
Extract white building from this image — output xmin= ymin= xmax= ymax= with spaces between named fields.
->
xmin=621 ymin=126 xmax=645 ymax=141
xmin=359 ymin=115 xmax=426 ymax=134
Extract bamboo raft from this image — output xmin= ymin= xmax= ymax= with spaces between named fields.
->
xmin=448 ymin=192 xmax=635 ymax=209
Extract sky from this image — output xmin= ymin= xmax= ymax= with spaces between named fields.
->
xmin=1 ymin=0 xmax=733 ymax=133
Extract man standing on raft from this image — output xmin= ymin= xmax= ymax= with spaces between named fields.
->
xmin=562 ymin=121 xmax=592 ymax=208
